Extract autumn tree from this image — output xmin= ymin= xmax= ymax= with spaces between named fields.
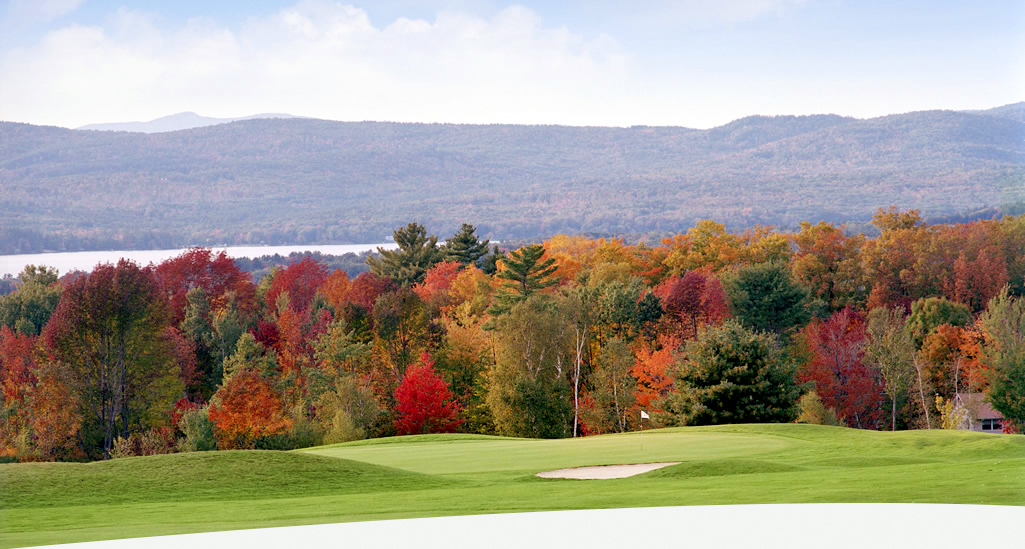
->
xmin=790 ymin=221 xmax=866 ymax=310
xmin=798 ymin=308 xmax=884 ymax=429
xmin=443 ymin=223 xmax=490 ymax=266
xmin=655 ymin=270 xmax=729 ymax=340
xmin=444 ymin=265 xmax=494 ymax=318
xmin=367 ymin=222 xmax=444 ymax=287
xmin=655 ymin=320 xmax=799 ymax=426
xmin=318 ymin=269 xmax=352 ymax=313
xmin=631 ymin=334 xmax=679 ymax=413
xmin=265 ymin=257 xmax=329 ymax=314
xmin=393 ymin=353 xmax=464 ymax=435
xmin=948 ymin=245 xmax=1009 ymax=312
xmin=413 ymin=260 xmax=463 ymax=310
xmin=918 ymin=324 xmax=970 ymax=398
xmin=1 ymin=326 xmax=82 ymax=460
xmin=661 ymin=220 xmax=746 ymax=275
xmin=860 ymin=207 xmax=931 ymax=309
xmin=154 ymin=248 xmax=256 ymax=326
xmin=208 ymin=368 xmax=292 ymax=449
xmin=44 ymin=260 xmax=182 ymax=458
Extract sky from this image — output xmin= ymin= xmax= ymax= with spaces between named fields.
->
xmin=1 ymin=0 xmax=1023 ymax=129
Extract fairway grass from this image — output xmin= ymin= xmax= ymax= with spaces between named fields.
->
xmin=2 ymin=424 xmax=1023 ymax=548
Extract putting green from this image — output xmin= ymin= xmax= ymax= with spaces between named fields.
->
xmin=2 ymin=424 xmax=1023 ymax=548
xmin=303 ymin=430 xmax=790 ymax=475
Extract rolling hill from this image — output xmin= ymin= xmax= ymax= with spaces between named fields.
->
xmin=1 ymin=425 xmax=1023 ymax=547
xmin=1 ymin=103 xmax=1022 ymax=253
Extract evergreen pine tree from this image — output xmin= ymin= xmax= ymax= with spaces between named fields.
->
xmin=444 ymin=223 xmax=490 ymax=266
xmin=366 ymin=222 xmax=443 ymax=287
xmin=488 ymin=244 xmax=559 ymax=315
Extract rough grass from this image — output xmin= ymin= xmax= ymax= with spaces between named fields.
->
xmin=2 ymin=424 xmax=1023 ymax=548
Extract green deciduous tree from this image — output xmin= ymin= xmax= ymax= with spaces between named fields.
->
xmin=978 ymin=288 xmax=1025 ymax=425
xmin=655 ymin=319 xmax=799 ymax=426
xmin=0 ymin=265 xmax=62 ymax=336
xmin=580 ymin=337 xmax=636 ymax=434
xmin=907 ymin=297 xmax=972 ymax=347
xmin=864 ymin=307 xmax=916 ymax=430
xmin=487 ymin=295 xmax=572 ymax=438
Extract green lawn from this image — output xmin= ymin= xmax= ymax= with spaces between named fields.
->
xmin=2 ymin=424 xmax=1023 ymax=548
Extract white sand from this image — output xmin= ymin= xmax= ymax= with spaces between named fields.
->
xmin=536 ymin=462 xmax=681 ymax=479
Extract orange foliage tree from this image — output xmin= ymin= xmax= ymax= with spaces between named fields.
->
xmin=1 ymin=326 xmax=81 ymax=460
xmin=413 ymin=260 xmax=462 ymax=309
xmin=208 ymin=368 xmax=292 ymax=449
xmin=318 ymin=269 xmax=352 ymax=313
xmin=631 ymin=334 xmax=679 ymax=412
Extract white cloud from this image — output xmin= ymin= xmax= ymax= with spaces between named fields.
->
xmin=0 ymin=1 xmax=644 ymax=128
xmin=5 ymin=0 xmax=84 ymax=21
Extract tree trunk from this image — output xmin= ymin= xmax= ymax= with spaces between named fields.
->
xmin=913 ymin=357 xmax=931 ymax=429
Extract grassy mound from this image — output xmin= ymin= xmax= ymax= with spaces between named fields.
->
xmin=3 ymin=424 xmax=1023 ymax=548
xmin=1 ymin=450 xmax=450 ymax=509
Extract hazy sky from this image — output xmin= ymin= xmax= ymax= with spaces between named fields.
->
xmin=2 ymin=0 xmax=1023 ymax=129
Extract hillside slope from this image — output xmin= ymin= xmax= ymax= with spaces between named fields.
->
xmin=1 ymin=105 xmax=1022 ymax=253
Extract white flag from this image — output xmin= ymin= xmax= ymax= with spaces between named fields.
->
xmin=640 ymin=410 xmax=650 ymax=419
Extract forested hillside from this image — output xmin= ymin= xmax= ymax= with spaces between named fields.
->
xmin=1 ymin=104 xmax=1023 ymax=253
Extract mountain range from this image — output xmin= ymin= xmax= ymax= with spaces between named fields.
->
xmin=1 ymin=103 xmax=1022 ymax=254
xmin=76 ymin=112 xmax=301 ymax=133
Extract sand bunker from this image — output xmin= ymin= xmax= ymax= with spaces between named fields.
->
xmin=537 ymin=462 xmax=680 ymax=479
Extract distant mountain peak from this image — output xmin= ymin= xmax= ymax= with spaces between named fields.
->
xmin=76 ymin=112 xmax=301 ymax=133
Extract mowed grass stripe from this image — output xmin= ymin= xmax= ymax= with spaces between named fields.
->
xmin=2 ymin=425 xmax=1023 ymax=548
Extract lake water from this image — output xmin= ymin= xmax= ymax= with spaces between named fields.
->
xmin=0 ymin=243 xmax=397 ymax=277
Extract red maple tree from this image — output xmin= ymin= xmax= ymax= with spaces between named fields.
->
xmin=654 ymin=270 xmax=729 ymax=339
xmin=393 ymin=353 xmax=464 ymax=435
xmin=154 ymin=248 xmax=256 ymax=325
xmin=798 ymin=308 xmax=885 ymax=429
xmin=265 ymin=257 xmax=329 ymax=314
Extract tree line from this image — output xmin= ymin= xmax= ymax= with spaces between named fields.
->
xmin=1 ymin=210 xmax=1023 ymax=461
